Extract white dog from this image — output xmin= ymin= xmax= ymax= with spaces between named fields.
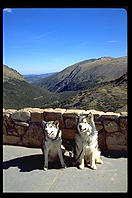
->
xmin=74 ymin=113 xmax=103 ymax=170
xmin=42 ymin=120 xmax=66 ymax=171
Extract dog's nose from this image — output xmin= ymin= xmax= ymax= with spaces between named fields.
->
xmin=79 ymin=125 xmax=82 ymax=130
xmin=45 ymin=129 xmax=50 ymax=134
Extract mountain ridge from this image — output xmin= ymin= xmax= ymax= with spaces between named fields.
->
xmin=3 ymin=65 xmax=26 ymax=82
xmin=3 ymin=56 xmax=127 ymax=112
xmin=3 ymin=65 xmax=59 ymax=109
xmin=34 ymin=56 xmax=127 ymax=93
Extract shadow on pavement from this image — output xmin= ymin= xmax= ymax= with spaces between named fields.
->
xmin=3 ymin=150 xmax=127 ymax=172
xmin=3 ymin=154 xmax=73 ymax=172
xmin=101 ymin=150 xmax=128 ymax=158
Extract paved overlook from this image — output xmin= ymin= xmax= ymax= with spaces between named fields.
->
xmin=3 ymin=145 xmax=127 ymax=192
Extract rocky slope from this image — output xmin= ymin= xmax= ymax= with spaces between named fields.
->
xmin=3 ymin=65 xmax=26 ymax=82
xmin=34 ymin=56 xmax=127 ymax=92
xmin=59 ymin=73 xmax=127 ymax=112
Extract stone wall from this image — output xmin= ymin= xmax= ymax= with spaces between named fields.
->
xmin=3 ymin=108 xmax=127 ymax=153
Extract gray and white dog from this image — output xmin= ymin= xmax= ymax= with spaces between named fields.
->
xmin=74 ymin=112 xmax=103 ymax=170
xmin=42 ymin=120 xmax=66 ymax=171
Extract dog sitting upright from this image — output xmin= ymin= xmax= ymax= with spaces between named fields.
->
xmin=42 ymin=120 xmax=66 ymax=171
xmin=74 ymin=112 xmax=103 ymax=170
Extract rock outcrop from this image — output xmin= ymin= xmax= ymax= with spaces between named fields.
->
xmin=3 ymin=108 xmax=127 ymax=153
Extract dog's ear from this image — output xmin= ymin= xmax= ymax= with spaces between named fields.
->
xmin=42 ymin=120 xmax=47 ymax=126
xmin=54 ymin=120 xmax=59 ymax=128
xmin=87 ymin=112 xmax=94 ymax=122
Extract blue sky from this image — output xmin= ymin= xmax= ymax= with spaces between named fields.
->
xmin=3 ymin=8 xmax=127 ymax=75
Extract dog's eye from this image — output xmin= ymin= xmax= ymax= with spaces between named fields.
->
xmin=49 ymin=125 xmax=52 ymax=128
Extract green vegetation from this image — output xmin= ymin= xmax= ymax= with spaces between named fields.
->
xmin=3 ymin=58 xmax=127 ymax=112
xmin=58 ymin=74 xmax=127 ymax=112
xmin=3 ymin=78 xmax=59 ymax=110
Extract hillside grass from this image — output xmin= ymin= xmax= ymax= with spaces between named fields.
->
xmin=3 ymin=79 xmax=59 ymax=110
xmin=58 ymin=82 xmax=127 ymax=112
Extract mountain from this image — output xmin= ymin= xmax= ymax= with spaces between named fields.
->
xmin=58 ymin=73 xmax=127 ymax=112
xmin=3 ymin=56 xmax=127 ymax=112
xmin=3 ymin=65 xmax=59 ymax=109
xmin=3 ymin=65 xmax=26 ymax=82
xmin=23 ymin=72 xmax=57 ymax=84
xmin=34 ymin=56 xmax=127 ymax=93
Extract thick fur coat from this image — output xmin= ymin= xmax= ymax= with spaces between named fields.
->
xmin=74 ymin=113 xmax=103 ymax=169
xmin=42 ymin=120 xmax=66 ymax=171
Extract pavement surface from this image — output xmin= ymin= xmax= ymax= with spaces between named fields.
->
xmin=3 ymin=145 xmax=128 ymax=193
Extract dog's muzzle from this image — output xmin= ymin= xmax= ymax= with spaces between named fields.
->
xmin=79 ymin=125 xmax=87 ymax=132
xmin=45 ymin=130 xmax=54 ymax=136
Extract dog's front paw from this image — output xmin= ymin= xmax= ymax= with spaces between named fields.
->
xmin=79 ymin=164 xmax=85 ymax=170
xmin=91 ymin=164 xmax=97 ymax=170
xmin=99 ymin=159 xmax=103 ymax=164
xmin=62 ymin=163 xmax=67 ymax=169
xmin=96 ymin=158 xmax=103 ymax=164
xmin=43 ymin=167 xmax=48 ymax=171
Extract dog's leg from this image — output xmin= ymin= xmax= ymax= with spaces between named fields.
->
xmin=43 ymin=143 xmax=49 ymax=171
xmin=78 ymin=149 xmax=85 ymax=169
xmin=85 ymin=156 xmax=90 ymax=165
xmin=90 ymin=152 xmax=97 ymax=170
xmin=58 ymin=145 xmax=66 ymax=168
xmin=79 ymin=158 xmax=85 ymax=169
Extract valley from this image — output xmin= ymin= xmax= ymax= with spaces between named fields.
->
xmin=23 ymin=72 xmax=57 ymax=84
xmin=3 ymin=56 xmax=127 ymax=112
xmin=34 ymin=56 xmax=127 ymax=92
xmin=3 ymin=65 xmax=59 ymax=109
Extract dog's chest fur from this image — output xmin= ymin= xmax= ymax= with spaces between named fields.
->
xmin=75 ymin=126 xmax=98 ymax=158
xmin=46 ymin=141 xmax=61 ymax=161
xmin=43 ymin=130 xmax=63 ymax=161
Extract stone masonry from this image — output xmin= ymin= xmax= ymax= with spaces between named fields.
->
xmin=3 ymin=108 xmax=127 ymax=153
